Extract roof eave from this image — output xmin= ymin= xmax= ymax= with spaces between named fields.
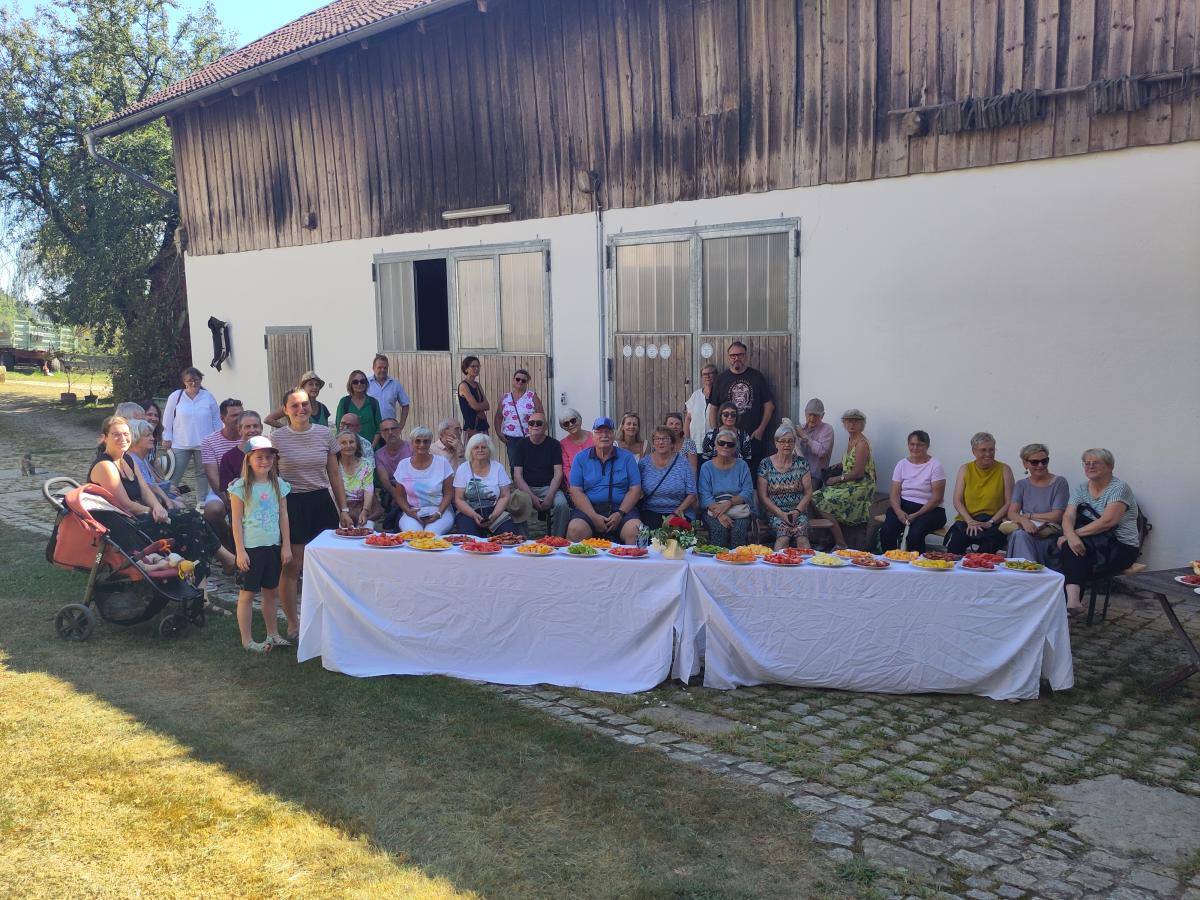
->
xmin=88 ymin=0 xmax=470 ymax=140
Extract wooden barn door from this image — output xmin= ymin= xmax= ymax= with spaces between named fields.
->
xmin=610 ymin=240 xmax=694 ymax=434
xmin=612 ymin=335 xmax=693 ymax=433
xmin=610 ymin=226 xmax=796 ymax=437
xmin=452 ymin=248 xmax=552 ymax=469
xmin=264 ymin=326 xmax=313 ymax=410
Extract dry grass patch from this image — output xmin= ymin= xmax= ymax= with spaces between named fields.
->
xmin=0 ymin=669 xmax=468 ymax=899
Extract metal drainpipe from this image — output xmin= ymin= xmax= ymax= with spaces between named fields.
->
xmin=84 ymin=132 xmax=176 ymax=203
xmin=592 ymin=180 xmax=607 ymax=419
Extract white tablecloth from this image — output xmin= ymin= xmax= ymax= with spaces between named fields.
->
xmin=298 ymin=532 xmax=687 ymax=692
xmin=677 ymin=557 xmax=1074 ymax=700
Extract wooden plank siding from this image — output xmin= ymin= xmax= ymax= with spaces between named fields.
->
xmin=170 ymin=0 xmax=1200 ymax=258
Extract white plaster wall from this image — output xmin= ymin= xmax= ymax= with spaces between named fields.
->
xmin=185 ymin=142 xmax=1199 ymax=568
xmin=184 ymin=212 xmax=602 ymax=426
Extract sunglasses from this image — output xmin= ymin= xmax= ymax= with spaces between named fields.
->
xmin=514 ymin=376 xmax=529 ymax=383
xmin=1027 ymin=457 xmax=1049 ymax=466
xmin=721 ymin=411 xmax=737 ymax=418
xmin=350 ymin=379 xmax=367 ymax=385
xmin=527 ymin=420 xmax=545 ymax=426
xmin=716 ymin=440 xmax=736 ymax=448
xmin=561 ymin=417 xmax=578 ymax=426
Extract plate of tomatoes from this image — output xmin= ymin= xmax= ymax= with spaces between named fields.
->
xmin=537 ymin=536 xmax=571 ymax=548
xmin=961 ymin=557 xmax=996 ymax=571
xmin=762 ymin=552 xmax=803 ymax=567
xmin=851 ymin=556 xmax=890 ymax=570
xmin=965 ymin=552 xmax=1006 ymax=565
xmin=607 ymin=545 xmax=649 ymax=559
xmin=460 ymin=540 xmax=502 ymax=554
xmin=1173 ymin=574 xmax=1200 ymax=586
xmin=365 ymin=533 xmax=405 ymax=548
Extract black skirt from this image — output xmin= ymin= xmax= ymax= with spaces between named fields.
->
xmin=286 ymin=489 xmax=339 ymax=544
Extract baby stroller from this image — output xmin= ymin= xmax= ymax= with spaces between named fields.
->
xmin=44 ymin=479 xmax=207 ymax=641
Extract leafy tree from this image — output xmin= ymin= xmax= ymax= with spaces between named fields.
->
xmin=0 ymin=0 xmax=231 ymax=399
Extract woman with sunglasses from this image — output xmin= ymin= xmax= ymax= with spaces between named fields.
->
xmin=701 ymin=402 xmax=752 ymax=463
xmin=699 ymin=428 xmax=754 ymax=548
xmin=335 ymin=370 xmax=383 ymax=445
xmin=557 ymin=407 xmax=594 ymax=484
xmin=1004 ymin=443 xmax=1069 ymax=565
xmin=391 ymin=426 xmax=455 ymax=534
xmin=495 ymin=368 xmax=544 ymax=446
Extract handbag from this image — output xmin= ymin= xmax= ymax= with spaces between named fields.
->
xmin=1050 ymin=502 xmax=1118 ymax=570
xmin=640 ymin=454 xmax=680 ymax=507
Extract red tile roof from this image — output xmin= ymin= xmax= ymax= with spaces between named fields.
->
xmin=95 ymin=0 xmax=445 ymax=132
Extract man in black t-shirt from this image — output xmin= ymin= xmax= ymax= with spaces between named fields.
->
xmin=707 ymin=340 xmax=776 ymax=470
xmin=510 ymin=414 xmax=569 ymax=537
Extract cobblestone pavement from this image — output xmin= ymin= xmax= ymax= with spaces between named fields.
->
xmin=7 ymin=388 xmax=1200 ymax=898
xmin=485 ymin=595 xmax=1200 ymax=899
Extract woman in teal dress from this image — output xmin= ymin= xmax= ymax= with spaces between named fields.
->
xmin=811 ymin=408 xmax=876 ymax=549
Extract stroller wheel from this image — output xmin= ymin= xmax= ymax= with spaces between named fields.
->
xmin=158 ymin=614 xmax=186 ymax=640
xmin=188 ymin=604 xmax=206 ymax=628
xmin=55 ymin=604 xmax=94 ymax=641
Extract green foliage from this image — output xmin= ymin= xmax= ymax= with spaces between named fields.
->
xmin=0 ymin=0 xmax=232 ymax=392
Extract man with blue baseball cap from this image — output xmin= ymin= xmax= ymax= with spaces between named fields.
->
xmin=566 ymin=416 xmax=644 ymax=544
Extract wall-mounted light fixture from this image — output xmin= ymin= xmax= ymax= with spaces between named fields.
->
xmin=441 ymin=203 xmax=512 ymax=221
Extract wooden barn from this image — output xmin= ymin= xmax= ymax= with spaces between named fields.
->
xmin=92 ymin=0 xmax=1200 ymax=566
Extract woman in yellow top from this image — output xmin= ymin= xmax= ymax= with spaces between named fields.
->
xmin=945 ymin=432 xmax=1014 ymax=554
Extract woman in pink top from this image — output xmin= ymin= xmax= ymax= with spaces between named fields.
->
xmin=495 ymin=368 xmax=544 ymax=446
xmin=557 ymin=407 xmax=594 ymax=483
xmin=879 ymin=429 xmax=948 ymax=552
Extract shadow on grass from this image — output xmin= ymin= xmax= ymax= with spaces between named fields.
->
xmin=1 ymin=528 xmax=839 ymax=899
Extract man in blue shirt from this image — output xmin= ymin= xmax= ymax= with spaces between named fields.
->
xmin=567 ymin=417 xmax=644 ymax=544
xmin=367 ymin=354 xmax=411 ymax=432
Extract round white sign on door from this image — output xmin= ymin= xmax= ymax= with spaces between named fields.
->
xmin=646 ymin=344 xmax=659 ymax=359
xmin=622 ymin=345 xmax=633 ymax=358
xmin=659 ymin=344 xmax=671 ymax=359
xmin=634 ymin=345 xmax=645 ymax=358
xmin=700 ymin=342 xmax=714 ymax=359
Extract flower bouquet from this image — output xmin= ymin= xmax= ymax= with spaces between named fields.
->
xmin=644 ymin=516 xmax=697 ymax=560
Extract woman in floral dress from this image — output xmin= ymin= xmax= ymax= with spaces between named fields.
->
xmin=811 ymin=409 xmax=876 ymax=549
xmin=757 ymin=424 xmax=814 ymax=550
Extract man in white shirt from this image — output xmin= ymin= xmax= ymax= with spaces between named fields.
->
xmin=366 ymin=354 xmax=410 ymax=432
xmin=200 ymin=398 xmax=243 ymax=541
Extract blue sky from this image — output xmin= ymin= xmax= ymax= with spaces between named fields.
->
xmin=8 ymin=0 xmax=320 ymax=45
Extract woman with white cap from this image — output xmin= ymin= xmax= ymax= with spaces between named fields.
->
xmin=796 ymin=398 xmax=835 ymax=486
xmin=810 ymin=408 xmax=876 ymax=549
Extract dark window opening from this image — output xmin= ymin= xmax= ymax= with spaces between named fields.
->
xmin=414 ymin=258 xmax=449 ymax=351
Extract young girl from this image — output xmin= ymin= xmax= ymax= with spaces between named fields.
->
xmin=227 ymin=435 xmax=292 ymax=653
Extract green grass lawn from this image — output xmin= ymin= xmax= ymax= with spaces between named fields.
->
xmin=0 ymin=522 xmax=845 ymax=899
